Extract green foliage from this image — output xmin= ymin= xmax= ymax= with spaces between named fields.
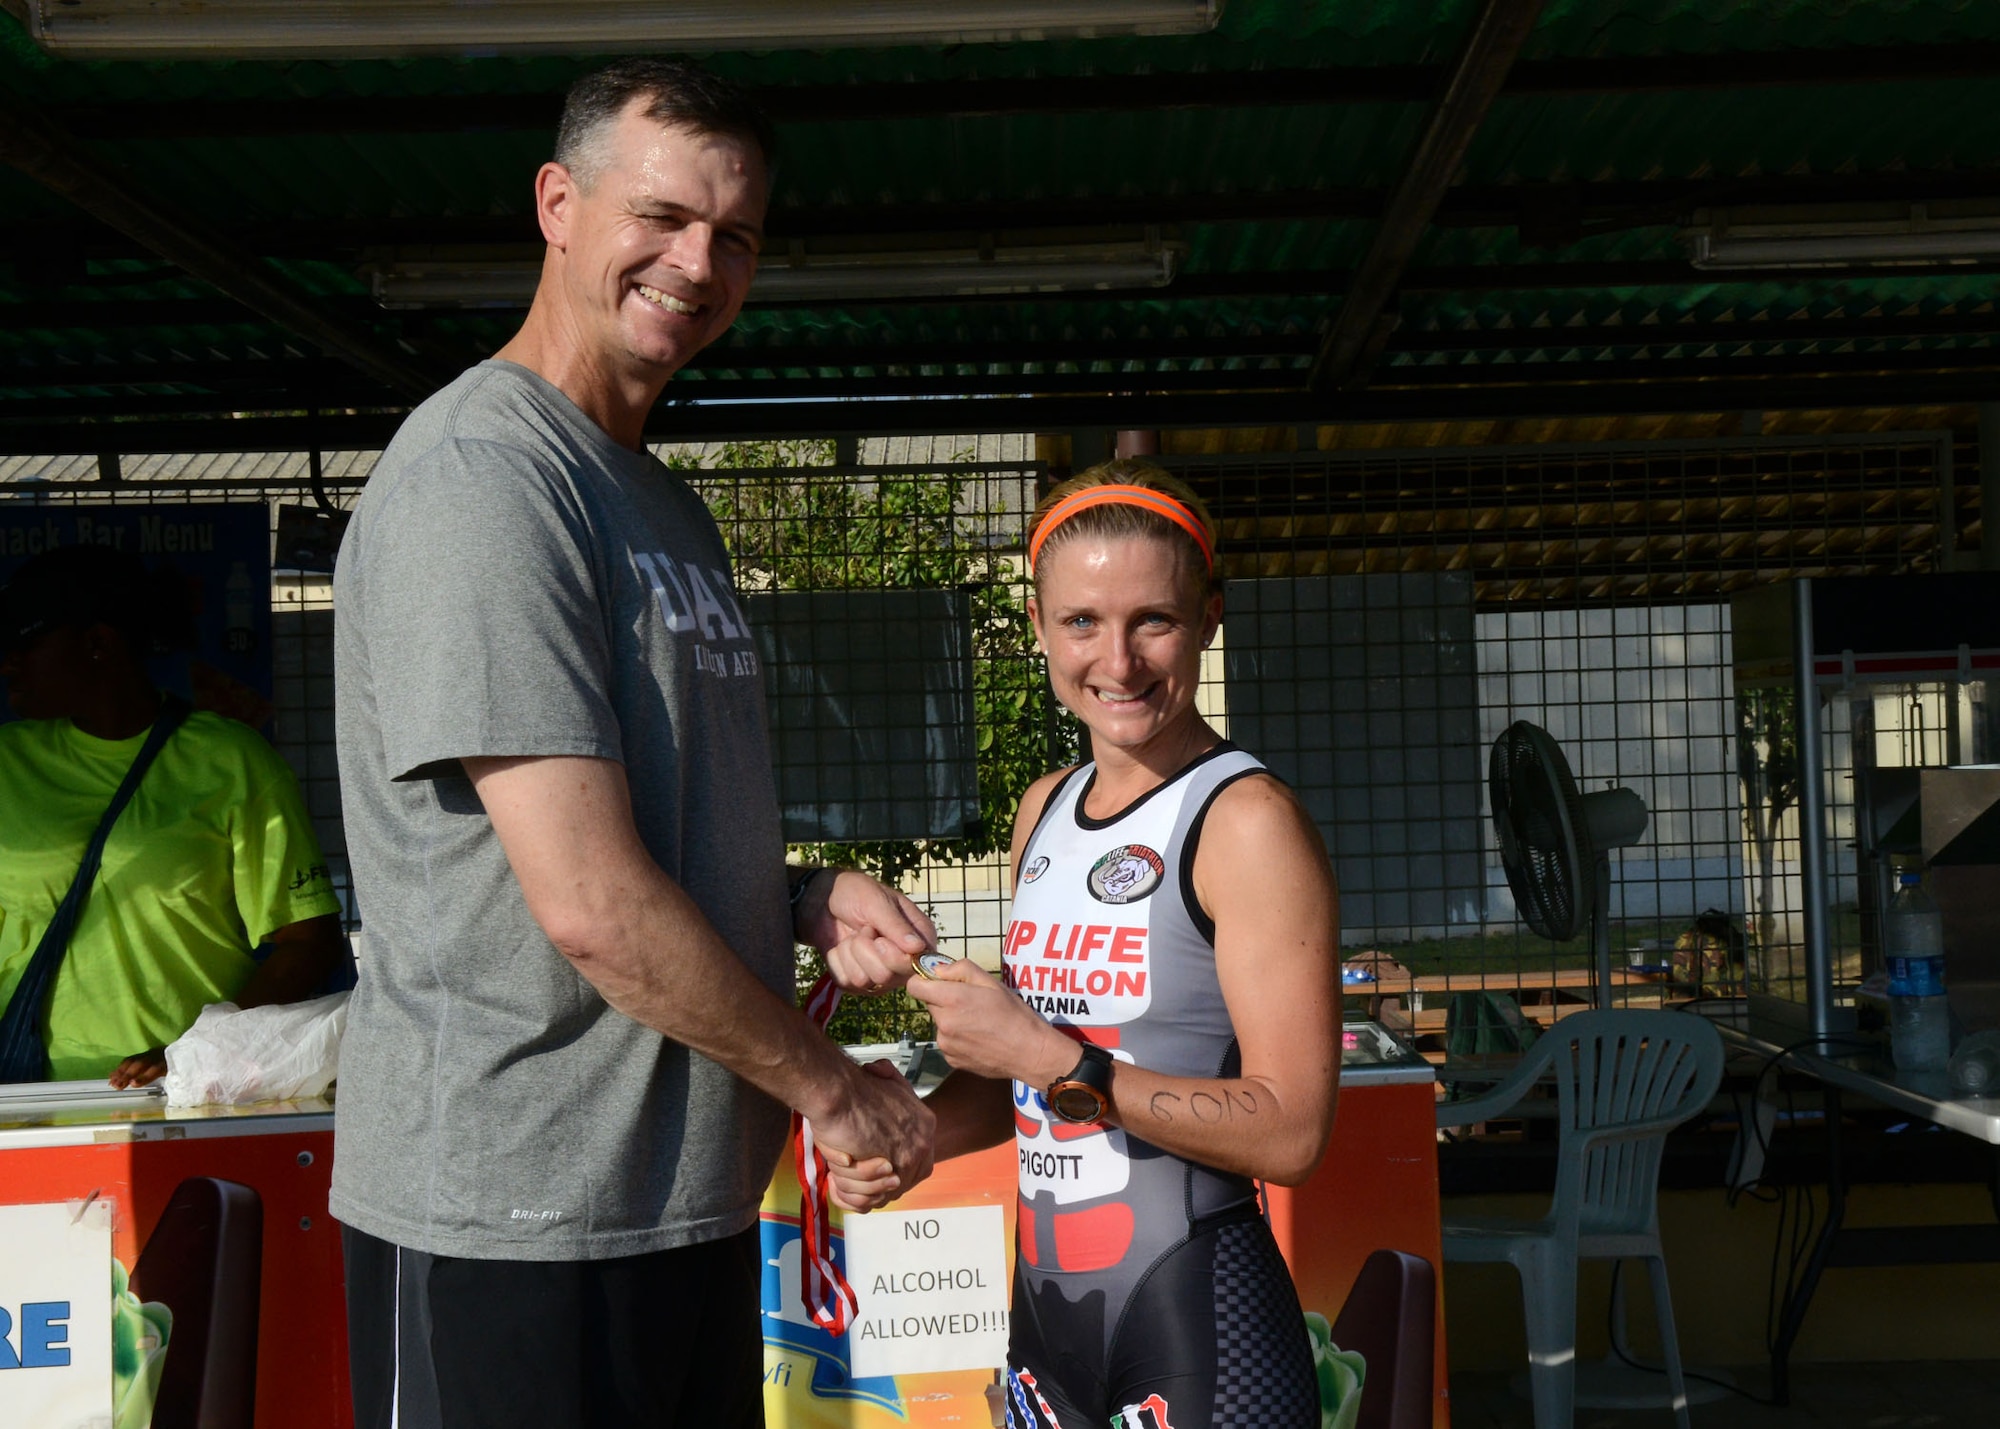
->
xmin=1735 ymin=686 xmax=1801 ymax=961
xmin=674 ymin=439 xmax=1077 ymax=1043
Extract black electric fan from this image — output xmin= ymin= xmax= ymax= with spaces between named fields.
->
xmin=1489 ymin=720 xmax=1650 ymax=1006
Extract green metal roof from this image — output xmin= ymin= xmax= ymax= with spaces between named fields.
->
xmin=6 ymin=0 xmax=2000 ymax=447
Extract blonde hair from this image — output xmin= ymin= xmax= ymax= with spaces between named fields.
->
xmin=1027 ymin=459 xmax=1219 ymax=598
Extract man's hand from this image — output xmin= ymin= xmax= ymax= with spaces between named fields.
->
xmin=814 ymin=1059 xmax=936 ymax=1211
xmin=803 ymin=871 xmax=937 ymax=995
xmin=108 ymin=1048 xmax=168 ymax=1089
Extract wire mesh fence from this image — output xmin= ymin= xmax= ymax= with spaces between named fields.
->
xmin=1179 ymin=432 xmax=1957 ymax=1049
xmin=0 ymin=428 xmax=1963 ymax=1052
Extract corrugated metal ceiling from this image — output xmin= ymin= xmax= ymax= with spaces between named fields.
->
xmin=5 ymin=0 xmax=2000 ymax=446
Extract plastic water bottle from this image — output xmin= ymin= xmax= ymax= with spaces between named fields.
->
xmin=1885 ymin=872 xmax=1949 ymax=1072
xmin=1948 ymin=1030 xmax=2000 ymax=1095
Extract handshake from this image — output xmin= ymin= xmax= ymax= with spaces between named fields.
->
xmin=807 ymin=946 xmax=955 ymax=1212
xmin=800 ymin=870 xmax=1046 ymax=1211
xmin=812 ymin=1043 xmax=933 ymax=1213
xmin=795 ymin=871 xmax=950 ymax=1212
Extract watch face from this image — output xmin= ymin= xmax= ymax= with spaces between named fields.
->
xmin=1050 ymin=1083 xmax=1107 ymax=1124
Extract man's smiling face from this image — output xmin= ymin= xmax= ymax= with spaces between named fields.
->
xmin=552 ymin=101 xmax=767 ymax=382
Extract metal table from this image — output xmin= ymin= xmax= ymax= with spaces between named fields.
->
xmin=1695 ymin=1002 xmax=2000 ymax=1402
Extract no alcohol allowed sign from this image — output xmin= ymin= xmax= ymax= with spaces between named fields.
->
xmin=841 ymin=1205 xmax=1009 ymax=1379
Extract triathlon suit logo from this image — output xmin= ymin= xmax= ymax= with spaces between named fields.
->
xmin=1022 ymin=855 xmax=1050 ymax=884
xmin=1087 ymin=845 xmax=1164 ymax=905
xmin=1112 ymin=1394 xmax=1178 ymax=1429
xmin=1007 ymin=1367 xmax=1071 ymax=1427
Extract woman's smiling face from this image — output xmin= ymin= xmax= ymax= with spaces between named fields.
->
xmin=1029 ymin=533 xmax=1220 ymax=759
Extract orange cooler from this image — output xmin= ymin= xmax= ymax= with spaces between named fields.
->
xmin=1266 ymin=1021 xmax=1448 ymax=1429
xmin=0 ymin=1085 xmax=349 ymax=1428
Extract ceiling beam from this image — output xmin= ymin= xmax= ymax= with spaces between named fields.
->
xmin=585 ymin=371 xmax=2000 ymax=433
xmin=695 ymin=338 xmax=1322 ymax=368
xmin=1189 ymin=465 xmax=1943 ymax=509
xmin=12 ymin=349 xmax=2000 ymax=438
xmin=0 ymin=355 xmax=377 ymax=390
xmin=15 ymin=339 xmax=2000 ymax=411
xmin=0 ymin=391 xmax=404 ymax=420
xmin=36 ymin=43 xmax=2000 ymax=140
xmin=764 ymin=169 xmax=2000 ymax=241
xmin=18 ymin=260 xmax=2000 ymax=349
xmin=1216 ymin=555 xmax=1941 ymax=594
xmin=0 ymin=411 xmax=411 ymax=454
xmin=19 ymin=253 xmax=2000 ymax=342
xmin=0 ymin=97 xmax=441 ymax=400
xmin=13 ymin=170 xmax=2000 ymax=265
xmin=1368 ymin=349 xmax=2000 ymax=388
xmin=18 ymin=315 xmax=2000 ymax=388
xmin=650 ymin=319 xmax=2000 ymax=367
xmin=1310 ymin=0 xmax=1547 ymax=394
xmin=1198 ymin=521 xmax=1929 ymax=556
xmin=1388 ymin=313 xmax=2000 ymax=352
xmin=530 ymin=348 xmax=2000 ymax=401
xmin=3 ymin=367 xmax=1997 ymax=453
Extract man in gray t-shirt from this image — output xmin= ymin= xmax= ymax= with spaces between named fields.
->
xmin=332 ymin=59 xmax=935 ymax=1429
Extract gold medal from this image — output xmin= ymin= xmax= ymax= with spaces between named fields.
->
xmin=910 ymin=950 xmax=956 ymax=980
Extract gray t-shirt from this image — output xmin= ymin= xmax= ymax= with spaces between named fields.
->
xmin=330 ymin=360 xmax=793 ymax=1260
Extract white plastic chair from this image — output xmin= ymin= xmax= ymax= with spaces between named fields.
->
xmin=1437 ymin=1009 xmax=1724 ymax=1429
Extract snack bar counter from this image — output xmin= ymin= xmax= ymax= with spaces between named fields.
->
xmin=1 ymin=1018 xmax=1443 ymax=1429
xmin=0 ymin=1082 xmax=348 ymax=1428
xmin=761 ymin=1020 xmax=1446 ymax=1429
xmin=1268 ymin=1020 xmax=1447 ymax=1429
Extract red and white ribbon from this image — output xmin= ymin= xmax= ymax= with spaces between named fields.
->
xmin=793 ymin=973 xmax=860 ymax=1335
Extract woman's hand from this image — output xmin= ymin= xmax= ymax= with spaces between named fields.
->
xmin=801 ymin=870 xmax=938 ymax=995
xmin=108 ymin=1048 xmax=167 ymax=1089
xmin=905 ymin=959 xmax=1078 ymax=1089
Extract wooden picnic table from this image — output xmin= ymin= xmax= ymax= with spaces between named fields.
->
xmin=1345 ymin=965 xmax=1664 ymax=1056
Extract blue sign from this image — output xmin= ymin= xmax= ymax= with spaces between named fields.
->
xmin=0 ymin=504 xmax=273 ymax=728
xmin=0 ymin=1302 xmax=70 ymax=1370
xmin=759 ymin=1215 xmax=904 ymax=1415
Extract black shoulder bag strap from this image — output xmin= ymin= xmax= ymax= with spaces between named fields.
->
xmin=0 ymin=693 xmax=193 ymax=1083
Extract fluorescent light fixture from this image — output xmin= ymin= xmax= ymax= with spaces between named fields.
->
xmin=370 ymin=265 xmax=541 ymax=310
xmin=15 ymin=1 xmax=1221 ymax=58
xmin=370 ymin=241 xmax=1183 ymax=308
xmin=1685 ymin=212 xmax=2000 ymax=271
xmin=751 ymin=240 xmax=1183 ymax=300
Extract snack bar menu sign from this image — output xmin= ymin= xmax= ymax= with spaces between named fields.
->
xmin=0 ymin=504 xmax=274 ymax=729
xmin=0 ymin=1199 xmax=112 ymax=1429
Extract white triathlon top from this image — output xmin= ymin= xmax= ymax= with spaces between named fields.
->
xmin=1003 ymin=743 xmax=1269 ymax=1283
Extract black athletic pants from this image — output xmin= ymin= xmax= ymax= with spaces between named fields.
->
xmin=342 ymin=1223 xmax=765 ymax=1429
xmin=1004 ymin=1213 xmax=1319 ymax=1429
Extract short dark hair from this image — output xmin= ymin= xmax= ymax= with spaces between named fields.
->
xmin=554 ymin=58 xmax=777 ymax=189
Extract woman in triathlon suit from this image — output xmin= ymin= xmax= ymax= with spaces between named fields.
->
xmin=866 ymin=459 xmax=1341 ymax=1429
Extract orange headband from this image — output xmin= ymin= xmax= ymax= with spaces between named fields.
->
xmin=1028 ymin=484 xmax=1215 ymax=575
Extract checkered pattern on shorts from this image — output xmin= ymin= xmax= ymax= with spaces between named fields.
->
xmin=1208 ymin=1219 xmax=1318 ymax=1428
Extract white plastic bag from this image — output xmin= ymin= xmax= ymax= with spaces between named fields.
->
xmin=161 ymin=991 xmax=349 ymax=1107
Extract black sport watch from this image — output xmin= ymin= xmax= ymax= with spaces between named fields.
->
xmin=1047 ymin=1043 xmax=1115 ymax=1125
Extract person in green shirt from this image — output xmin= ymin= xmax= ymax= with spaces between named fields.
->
xmin=0 ymin=543 xmax=346 ymax=1084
